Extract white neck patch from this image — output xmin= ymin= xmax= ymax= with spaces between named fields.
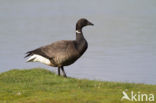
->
xmin=76 ymin=30 xmax=81 ymax=33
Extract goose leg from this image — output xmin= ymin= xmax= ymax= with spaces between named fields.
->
xmin=58 ymin=67 xmax=60 ymax=76
xmin=61 ymin=66 xmax=67 ymax=77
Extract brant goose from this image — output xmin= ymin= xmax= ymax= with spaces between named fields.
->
xmin=25 ymin=18 xmax=93 ymax=77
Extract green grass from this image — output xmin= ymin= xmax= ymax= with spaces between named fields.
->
xmin=0 ymin=68 xmax=155 ymax=103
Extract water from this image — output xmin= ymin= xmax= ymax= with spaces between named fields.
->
xmin=0 ymin=0 xmax=156 ymax=84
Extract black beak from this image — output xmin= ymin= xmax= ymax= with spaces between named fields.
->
xmin=87 ymin=21 xmax=94 ymax=26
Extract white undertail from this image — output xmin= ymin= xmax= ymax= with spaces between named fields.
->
xmin=27 ymin=54 xmax=51 ymax=65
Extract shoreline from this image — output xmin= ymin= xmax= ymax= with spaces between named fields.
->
xmin=0 ymin=68 xmax=155 ymax=103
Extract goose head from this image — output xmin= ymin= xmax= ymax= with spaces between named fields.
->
xmin=76 ymin=18 xmax=94 ymax=30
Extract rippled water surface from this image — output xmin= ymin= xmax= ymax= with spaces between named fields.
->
xmin=0 ymin=0 xmax=156 ymax=84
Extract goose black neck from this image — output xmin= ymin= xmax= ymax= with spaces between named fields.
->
xmin=76 ymin=29 xmax=85 ymax=41
xmin=76 ymin=24 xmax=85 ymax=41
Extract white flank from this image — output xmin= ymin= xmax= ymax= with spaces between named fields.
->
xmin=76 ymin=30 xmax=81 ymax=33
xmin=27 ymin=54 xmax=51 ymax=65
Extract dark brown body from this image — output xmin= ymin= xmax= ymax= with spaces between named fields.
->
xmin=27 ymin=39 xmax=88 ymax=67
